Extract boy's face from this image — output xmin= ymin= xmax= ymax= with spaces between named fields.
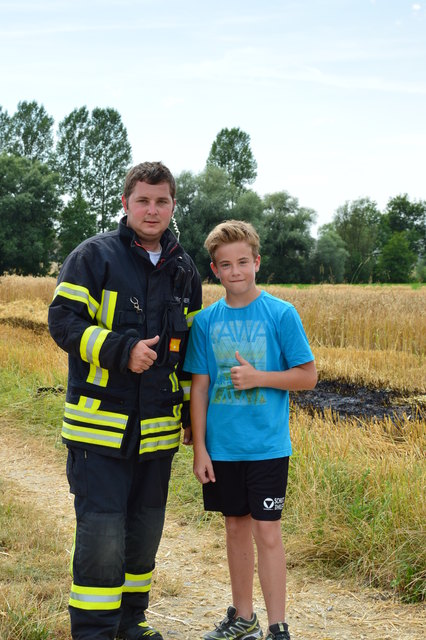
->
xmin=122 ymin=180 xmax=175 ymax=251
xmin=210 ymin=241 xmax=260 ymax=303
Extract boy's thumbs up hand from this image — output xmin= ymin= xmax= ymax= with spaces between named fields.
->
xmin=235 ymin=351 xmax=249 ymax=366
xmin=230 ymin=350 xmax=257 ymax=390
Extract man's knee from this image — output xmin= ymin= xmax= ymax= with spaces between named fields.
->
xmin=73 ymin=512 xmax=125 ymax=585
xmin=126 ymin=506 xmax=166 ymax=564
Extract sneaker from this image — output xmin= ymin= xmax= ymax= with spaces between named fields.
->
xmin=117 ymin=618 xmax=163 ymax=639
xmin=203 ymin=605 xmax=263 ymax=639
xmin=265 ymin=622 xmax=290 ymax=640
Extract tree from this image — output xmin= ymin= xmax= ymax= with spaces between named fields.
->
xmin=86 ymin=107 xmax=132 ymax=232
xmin=57 ymin=193 xmax=97 ymax=264
xmin=8 ymin=101 xmax=54 ymax=165
xmin=259 ymin=191 xmax=316 ymax=283
xmin=0 ymin=153 xmax=60 ymax=275
xmin=206 ymin=127 xmax=257 ymax=203
xmin=311 ymin=228 xmax=349 ymax=283
xmin=332 ymin=198 xmax=381 ymax=283
xmin=232 ymin=189 xmax=264 ymax=225
xmin=0 ymin=106 xmax=11 ymax=152
xmin=376 ymin=232 xmax=416 ymax=282
xmin=56 ymin=106 xmax=91 ymax=195
xmin=381 ymin=194 xmax=426 ymax=257
xmin=174 ymin=166 xmax=234 ymax=279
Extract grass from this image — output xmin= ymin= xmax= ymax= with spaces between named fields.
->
xmin=0 ymin=485 xmax=70 ymax=639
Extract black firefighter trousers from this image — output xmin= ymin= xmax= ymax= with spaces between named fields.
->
xmin=66 ymin=446 xmax=173 ymax=640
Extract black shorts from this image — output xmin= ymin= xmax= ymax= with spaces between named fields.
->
xmin=202 ymin=457 xmax=289 ymax=521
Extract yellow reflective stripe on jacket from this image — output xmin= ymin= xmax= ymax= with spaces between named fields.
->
xmin=54 ymin=282 xmax=99 ymax=319
xmin=139 ymin=414 xmax=181 ymax=455
xmin=186 ymin=307 xmax=201 ymax=328
xmin=87 ymin=363 xmax=109 ymax=387
xmin=64 ymin=399 xmax=128 ymax=429
xmin=62 ymin=397 xmax=128 ymax=448
xmin=139 ymin=432 xmax=181 ymax=454
xmin=96 ymin=289 xmax=118 ymax=330
xmin=62 ymin=423 xmax=123 ymax=448
xmin=80 ymin=325 xmax=110 ymax=366
xmin=69 ymin=583 xmax=122 ymax=611
xmin=180 ymin=378 xmax=191 ymax=402
xmin=122 ymin=571 xmax=152 ymax=593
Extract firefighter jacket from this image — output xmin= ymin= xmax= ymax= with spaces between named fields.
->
xmin=48 ymin=217 xmax=202 ymax=460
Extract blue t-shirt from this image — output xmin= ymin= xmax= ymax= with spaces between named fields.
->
xmin=184 ymin=290 xmax=314 ymax=461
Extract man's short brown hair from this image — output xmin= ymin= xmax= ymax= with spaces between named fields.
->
xmin=204 ymin=220 xmax=260 ymax=264
xmin=123 ymin=161 xmax=176 ymax=201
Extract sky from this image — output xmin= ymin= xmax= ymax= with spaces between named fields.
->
xmin=0 ymin=0 xmax=425 ymax=232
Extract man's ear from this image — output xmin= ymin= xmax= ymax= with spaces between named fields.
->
xmin=210 ymin=261 xmax=219 ymax=278
xmin=121 ymin=195 xmax=127 ymax=212
xmin=255 ymin=254 xmax=261 ymax=272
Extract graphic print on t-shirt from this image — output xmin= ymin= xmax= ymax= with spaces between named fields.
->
xmin=210 ymin=319 xmax=267 ymax=405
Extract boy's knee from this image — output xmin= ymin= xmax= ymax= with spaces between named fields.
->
xmin=252 ymin=519 xmax=283 ymax=549
xmin=225 ymin=514 xmax=250 ymax=538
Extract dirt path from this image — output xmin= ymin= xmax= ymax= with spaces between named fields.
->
xmin=0 ymin=423 xmax=424 ymax=640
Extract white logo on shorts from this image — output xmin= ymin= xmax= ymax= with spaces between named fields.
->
xmin=263 ymin=497 xmax=285 ymax=510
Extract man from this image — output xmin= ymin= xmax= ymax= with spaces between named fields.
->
xmin=48 ymin=162 xmax=202 ymax=640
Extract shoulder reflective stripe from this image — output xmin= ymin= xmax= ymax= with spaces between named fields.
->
xmin=180 ymin=379 xmax=191 ymax=402
xmin=186 ymin=307 xmax=202 ymax=327
xmin=80 ymin=325 xmax=110 ymax=366
xmin=123 ymin=571 xmax=152 ymax=593
xmin=97 ymin=289 xmax=118 ymax=330
xmin=69 ymin=583 xmax=122 ymax=611
xmin=139 ymin=433 xmax=180 ymax=454
xmin=87 ymin=363 xmax=109 ymax=387
xmin=54 ymin=282 xmax=99 ymax=319
xmin=62 ymin=424 xmax=123 ymax=447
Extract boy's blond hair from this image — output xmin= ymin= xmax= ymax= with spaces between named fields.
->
xmin=204 ymin=220 xmax=260 ymax=264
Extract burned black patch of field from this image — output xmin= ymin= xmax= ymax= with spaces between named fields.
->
xmin=293 ymin=379 xmax=425 ymax=422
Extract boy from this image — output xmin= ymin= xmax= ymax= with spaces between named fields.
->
xmin=184 ymin=220 xmax=317 ymax=640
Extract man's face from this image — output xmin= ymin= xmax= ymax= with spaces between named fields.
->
xmin=122 ymin=181 xmax=175 ymax=251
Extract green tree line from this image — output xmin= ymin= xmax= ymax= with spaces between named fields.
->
xmin=0 ymin=100 xmax=424 ymax=283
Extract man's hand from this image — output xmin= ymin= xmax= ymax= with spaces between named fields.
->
xmin=193 ymin=448 xmax=216 ymax=484
xmin=230 ymin=351 xmax=258 ymax=390
xmin=127 ymin=336 xmax=160 ymax=373
xmin=182 ymin=426 xmax=193 ymax=445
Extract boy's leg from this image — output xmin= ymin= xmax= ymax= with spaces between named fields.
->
xmin=251 ymin=519 xmax=286 ymax=626
xmin=246 ymin=457 xmax=289 ymax=630
xmin=225 ymin=514 xmax=255 ymax=620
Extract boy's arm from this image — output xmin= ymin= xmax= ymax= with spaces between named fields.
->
xmin=230 ymin=351 xmax=317 ymax=391
xmin=190 ymin=373 xmax=216 ymax=484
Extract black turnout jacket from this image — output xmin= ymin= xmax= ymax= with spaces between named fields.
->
xmin=48 ymin=217 xmax=202 ymax=460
